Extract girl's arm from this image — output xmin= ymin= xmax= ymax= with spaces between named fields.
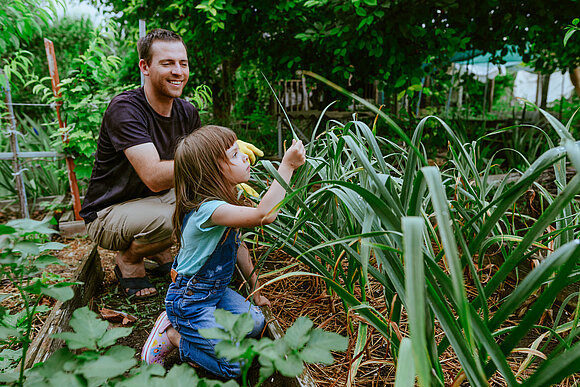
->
xmin=211 ymin=139 xmax=305 ymax=228
xmin=237 ymin=242 xmax=271 ymax=307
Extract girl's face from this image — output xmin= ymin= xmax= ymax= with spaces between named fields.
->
xmin=221 ymin=142 xmax=250 ymax=185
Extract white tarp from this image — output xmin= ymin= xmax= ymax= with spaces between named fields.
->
xmin=513 ymin=70 xmax=575 ymax=104
xmin=453 ymin=63 xmax=576 ymax=105
xmin=454 ymin=63 xmax=509 ymax=82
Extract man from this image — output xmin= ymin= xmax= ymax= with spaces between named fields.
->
xmin=82 ymin=29 xmax=262 ymax=299
xmin=80 ymin=29 xmax=201 ymax=298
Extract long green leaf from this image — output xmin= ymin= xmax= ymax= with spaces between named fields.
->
xmin=403 ymin=217 xmax=431 ymax=386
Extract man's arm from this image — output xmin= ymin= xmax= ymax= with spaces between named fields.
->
xmin=124 ymin=143 xmax=174 ymax=192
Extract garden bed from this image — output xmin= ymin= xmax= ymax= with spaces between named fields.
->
xmin=27 ymin=236 xmax=574 ymax=386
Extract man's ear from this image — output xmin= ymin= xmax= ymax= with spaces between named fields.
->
xmin=139 ymin=59 xmax=150 ymax=76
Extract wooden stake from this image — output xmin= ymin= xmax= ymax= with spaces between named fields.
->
xmin=44 ymin=38 xmax=82 ymax=221
xmin=1 ymin=70 xmax=29 ymax=218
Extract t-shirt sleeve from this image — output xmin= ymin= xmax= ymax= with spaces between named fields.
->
xmin=105 ymin=99 xmax=152 ymax=152
xmin=193 ymin=200 xmax=227 ymax=231
xmin=187 ymin=103 xmax=202 ymax=133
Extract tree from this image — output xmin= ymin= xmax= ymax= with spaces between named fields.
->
xmin=91 ymin=0 xmax=292 ymax=120
xmin=0 ymin=0 xmax=62 ymax=57
xmin=91 ymin=0 xmax=580 ymax=119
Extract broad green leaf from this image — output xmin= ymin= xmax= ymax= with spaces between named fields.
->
xmin=231 ymin=312 xmax=255 ymax=341
xmin=199 ymin=327 xmax=231 ymax=341
xmin=213 ymin=309 xmax=236 ymax=332
xmin=0 ymin=326 xmax=20 ymax=340
xmin=154 ymin=363 xmax=201 ymax=387
xmin=41 ymin=285 xmax=74 ymax=302
xmin=97 ymin=327 xmax=133 ymax=348
xmin=284 ymin=316 xmax=313 ymax=350
xmin=39 ymin=242 xmax=67 ymax=252
xmin=54 ymin=307 xmax=108 ymax=350
xmin=34 ymin=254 xmax=63 ymax=268
xmin=77 ymin=351 xmax=137 ymax=382
xmin=307 ymin=328 xmax=348 ymax=352
xmin=13 ymin=241 xmax=39 ymax=256
xmin=273 ymin=352 xmax=304 ymax=377
xmin=300 ymin=346 xmax=334 ymax=365
xmin=0 ymin=225 xmax=16 ymax=235
xmin=45 ymin=371 xmax=85 ymax=387
xmin=214 ymin=340 xmax=249 ymax=361
xmin=115 ymin=363 xmax=165 ymax=386
xmin=0 ymin=370 xmax=18 ymax=383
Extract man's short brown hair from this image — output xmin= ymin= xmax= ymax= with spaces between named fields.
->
xmin=137 ymin=28 xmax=186 ymax=64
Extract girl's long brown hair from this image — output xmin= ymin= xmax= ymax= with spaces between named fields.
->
xmin=172 ymin=125 xmax=245 ymax=248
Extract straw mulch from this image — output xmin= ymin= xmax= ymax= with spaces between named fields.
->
xmin=0 ymin=237 xmax=93 ymax=343
xmin=257 ymin=249 xmax=396 ymax=386
xmin=256 ymin=246 xmax=580 ymax=387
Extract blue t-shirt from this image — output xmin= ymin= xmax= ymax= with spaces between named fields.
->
xmin=174 ymin=200 xmax=228 ymax=276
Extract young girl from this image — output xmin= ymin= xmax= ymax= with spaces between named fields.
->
xmin=141 ymin=125 xmax=305 ymax=378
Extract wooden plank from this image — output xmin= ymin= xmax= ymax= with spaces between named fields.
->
xmin=58 ymin=220 xmax=87 ymax=237
xmin=0 ymin=152 xmax=62 ymax=160
xmin=25 ymin=244 xmax=102 ymax=368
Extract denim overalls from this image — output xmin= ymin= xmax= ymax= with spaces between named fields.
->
xmin=165 ymin=227 xmax=265 ymax=378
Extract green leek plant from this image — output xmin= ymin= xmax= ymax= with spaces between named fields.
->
xmin=0 ymin=112 xmax=68 ymax=200
xmin=249 ymin=72 xmax=580 ymax=385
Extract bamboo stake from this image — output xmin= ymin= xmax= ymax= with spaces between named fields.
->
xmin=139 ymin=20 xmax=146 ymax=87
xmin=1 ymin=70 xmax=29 ymax=218
xmin=44 ymin=38 xmax=82 ymax=221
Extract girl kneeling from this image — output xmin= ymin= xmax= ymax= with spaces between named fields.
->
xmin=142 ymin=125 xmax=305 ymax=378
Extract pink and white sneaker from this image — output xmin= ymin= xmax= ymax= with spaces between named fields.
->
xmin=141 ymin=311 xmax=176 ymax=365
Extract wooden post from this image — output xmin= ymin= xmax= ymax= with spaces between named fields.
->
xmin=44 ymin=39 xmax=82 ymax=221
xmin=277 ymin=116 xmax=283 ymax=158
xmin=535 ymin=73 xmax=542 ymax=106
xmin=1 ymin=70 xmax=29 ymax=218
xmin=139 ymin=20 xmax=146 ymax=87
xmin=301 ymin=77 xmax=308 ymax=111
xmin=488 ymin=78 xmax=495 ymax=112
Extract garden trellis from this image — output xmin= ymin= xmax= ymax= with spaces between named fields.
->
xmin=0 ymin=39 xmax=82 ymax=220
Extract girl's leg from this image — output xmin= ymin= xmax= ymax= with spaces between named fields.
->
xmin=173 ymin=305 xmax=242 ymax=378
xmin=216 ymin=288 xmax=266 ymax=337
xmin=165 ymin=287 xmax=265 ymax=378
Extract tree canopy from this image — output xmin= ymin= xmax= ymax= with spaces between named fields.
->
xmin=0 ymin=0 xmax=62 ymax=56
xmin=92 ymin=0 xmax=580 ymax=118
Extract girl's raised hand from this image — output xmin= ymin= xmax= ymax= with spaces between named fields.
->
xmin=281 ymin=139 xmax=306 ymax=170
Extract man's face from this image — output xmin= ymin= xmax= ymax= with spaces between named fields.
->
xmin=141 ymin=40 xmax=189 ymax=99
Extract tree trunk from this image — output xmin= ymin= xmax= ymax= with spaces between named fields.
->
xmin=212 ymin=57 xmax=242 ymax=121
xmin=570 ymin=67 xmax=580 ymax=98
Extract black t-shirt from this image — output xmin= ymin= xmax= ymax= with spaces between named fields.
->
xmin=80 ymin=88 xmax=201 ymax=223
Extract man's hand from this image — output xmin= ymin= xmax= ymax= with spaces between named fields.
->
xmin=237 ymin=140 xmax=263 ymax=165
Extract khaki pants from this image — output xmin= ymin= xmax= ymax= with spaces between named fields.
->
xmin=86 ymin=189 xmax=175 ymax=251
